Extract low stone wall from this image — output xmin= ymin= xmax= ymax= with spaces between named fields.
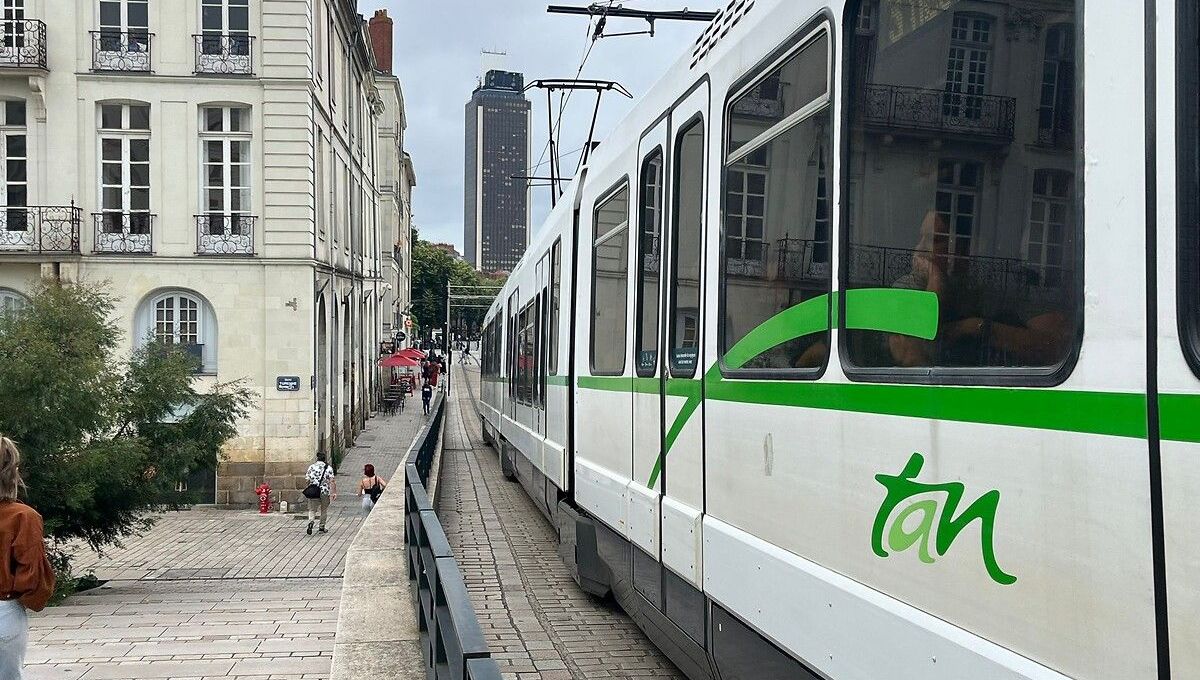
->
xmin=329 ymin=408 xmax=441 ymax=679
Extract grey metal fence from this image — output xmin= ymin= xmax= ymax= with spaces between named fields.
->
xmin=404 ymin=395 xmax=501 ymax=680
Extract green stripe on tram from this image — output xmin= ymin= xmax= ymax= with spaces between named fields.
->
xmin=1160 ymin=394 xmax=1200 ymax=443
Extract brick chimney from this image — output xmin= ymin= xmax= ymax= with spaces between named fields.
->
xmin=368 ymin=9 xmax=393 ymax=74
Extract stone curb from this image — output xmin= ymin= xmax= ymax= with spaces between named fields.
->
xmin=329 ymin=404 xmax=445 ymax=680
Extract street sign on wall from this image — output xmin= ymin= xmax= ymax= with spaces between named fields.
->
xmin=276 ymin=376 xmax=301 ymax=392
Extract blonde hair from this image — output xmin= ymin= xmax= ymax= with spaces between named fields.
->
xmin=0 ymin=436 xmax=24 ymax=501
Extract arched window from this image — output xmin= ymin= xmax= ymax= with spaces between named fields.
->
xmin=0 ymin=288 xmax=27 ymax=317
xmin=135 ymin=289 xmax=218 ymax=374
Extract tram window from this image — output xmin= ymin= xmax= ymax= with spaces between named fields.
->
xmin=670 ymin=120 xmax=704 ymax=377
xmin=636 ymin=149 xmax=664 ymax=377
xmin=590 ymin=183 xmax=631 ymax=375
xmin=549 ymin=239 xmax=562 ymax=375
xmin=516 ymin=301 xmax=536 ymax=405
xmin=727 ymin=33 xmax=828 ymax=158
xmin=843 ymin=0 xmax=1080 ymax=380
xmin=720 ymin=29 xmax=832 ymax=374
xmin=1180 ymin=0 xmax=1200 ymax=374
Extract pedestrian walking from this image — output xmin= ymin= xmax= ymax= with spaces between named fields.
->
xmin=422 ymin=381 xmax=433 ymax=415
xmin=0 ymin=436 xmax=54 ymax=680
xmin=302 ymin=453 xmax=336 ymax=535
xmin=358 ymin=464 xmax=387 ymax=515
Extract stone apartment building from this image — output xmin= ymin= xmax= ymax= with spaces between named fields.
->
xmin=0 ymin=0 xmax=414 ymax=504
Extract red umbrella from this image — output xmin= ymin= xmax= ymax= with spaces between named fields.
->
xmin=398 ymin=347 xmax=426 ymax=359
xmin=378 ymin=353 xmax=420 ymax=368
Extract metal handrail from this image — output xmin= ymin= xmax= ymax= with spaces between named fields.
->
xmin=0 ymin=19 xmax=47 ymax=69
xmin=859 ymin=83 xmax=1016 ymax=141
xmin=195 ymin=214 xmax=256 ymax=255
xmin=0 ymin=205 xmax=81 ymax=253
xmin=192 ymin=33 xmax=255 ymax=75
xmin=93 ymin=212 xmax=154 ymax=254
xmin=404 ymin=395 xmax=501 ymax=679
xmin=90 ymin=29 xmax=153 ymax=72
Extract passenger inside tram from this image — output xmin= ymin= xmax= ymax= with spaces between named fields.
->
xmin=883 ymin=210 xmax=1073 ymax=369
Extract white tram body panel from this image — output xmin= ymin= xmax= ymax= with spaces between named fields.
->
xmin=477 ymin=1 xmax=1196 ymax=678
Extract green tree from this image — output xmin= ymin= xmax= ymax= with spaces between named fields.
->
xmin=0 ymin=282 xmax=253 ymax=579
xmin=410 ymin=228 xmax=504 ymax=340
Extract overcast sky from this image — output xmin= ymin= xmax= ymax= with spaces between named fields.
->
xmin=378 ymin=0 xmax=722 ymax=250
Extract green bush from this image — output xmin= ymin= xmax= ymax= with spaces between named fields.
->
xmin=0 ymin=282 xmax=254 ymax=593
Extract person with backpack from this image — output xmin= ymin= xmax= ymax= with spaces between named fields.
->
xmin=358 ymin=464 xmax=387 ymax=515
xmin=422 ymin=380 xmax=433 ymax=415
xmin=302 ymin=453 xmax=336 ymax=535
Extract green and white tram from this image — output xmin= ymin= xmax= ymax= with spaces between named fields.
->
xmin=478 ymin=0 xmax=1198 ymax=677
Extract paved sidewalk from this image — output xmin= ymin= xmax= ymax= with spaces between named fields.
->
xmin=25 ymin=403 xmax=428 ymax=680
xmin=440 ymin=364 xmax=684 ymax=680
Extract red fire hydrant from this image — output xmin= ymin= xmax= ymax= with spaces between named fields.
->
xmin=256 ymin=482 xmax=271 ymax=514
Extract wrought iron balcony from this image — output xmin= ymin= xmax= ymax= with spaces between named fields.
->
xmin=195 ymin=214 xmax=255 ymax=255
xmin=0 ymin=205 xmax=81 ymax=254
xmin=93 ymin=212 xmax=153 ymax=254
xmin=858 ymin=84 xmax=1015 ymax=142
xmin=776 ymin=237 xmax=831 ymax=281
xmin=193 ymin=34 xmax=254 ymax=75
xmin=846 ymin=245 xmax=1072 ymax=295
xmin=0 ymin=20 xmax=47 ymax=69
xmin=90 ymin=30 xmax=152 ymax=72
xmin=725 ymin=243 xmax=769 ymax=277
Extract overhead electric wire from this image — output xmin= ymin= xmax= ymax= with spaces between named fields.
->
xmin=528 ymin=0 xmax=614 ymax=192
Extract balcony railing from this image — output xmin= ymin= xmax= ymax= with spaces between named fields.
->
xmin=193 ymin=34 xmax=254 ymax=75
xmin=90 ymin=30 xmax=152 ymax=72
xmin=725 ymin=243 xmax=769 ymax=277
xmin=858 ymin=84 xmax=1015 ymax=142
xmin=846 ymin=245 xmax=1073 ymax=298
xmin=93 ymin=212 xmax=153 ymax=254
xmin=0 ymin=205 xmax=81 ymax=254
xmin=776 ymin=237 xmax=831 ymax=281
xmin=0 ymin=20 xmax=47 ymax=69
xmin=196 ymin=214 xmax=255 ymax=255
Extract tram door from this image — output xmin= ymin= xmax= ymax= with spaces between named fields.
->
xmin=535 ymin=253 xmax=549 ymax=437
xmin=1160 ymin=7 xmax=1200 ymax=675
xmin=658 ymin=84 xmax=709 ymax=645
xmin=629 ymin=117 xmax=670 ymax=602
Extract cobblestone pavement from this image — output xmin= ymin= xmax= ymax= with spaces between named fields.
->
xmin=25 ymin=402 xmax=428 ymax=680
xmin=440 ymin=363 xmax=685 ymax=680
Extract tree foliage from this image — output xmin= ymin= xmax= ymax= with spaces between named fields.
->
xmin=410 ymin=228 xmax=505 ymax=339
xmin=0 ymin=282 xmax=254 ymax=554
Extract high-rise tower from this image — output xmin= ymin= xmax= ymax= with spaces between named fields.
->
xmin=464 ymin=69 xmax=531 ymax=272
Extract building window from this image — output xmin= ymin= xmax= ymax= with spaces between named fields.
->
xmin=670 ymin=120 xmax=704 ymax=377
xmin=200 ymin=0 xmax=249 ymax=53
xmin=0 ymin=100 xmax=26 ymax=233
xmin=934 ymin=160 xmax=981 ymax=259
xmin=635 ymin=149 xmax=663 ymax=376
xmin=943 ymin=13 xmax=993 ymax=120
xmin=0 ymin=288 xmax=26 ymax=317
xmin=857 ymin=0 xmax=877 ymax=34
xmin=721 ymin=30 xmax=832 ymax=373
xmin=590 ymin=183 xmax=630 ymax=375
xmin=725 ymin=148 xmax=768 ymax=277
xmin=845 ymin=1 xmax=1081 ymax=378
xmin=1026 ymin=169 xmax=1073 ymax=287
xmin=137 ymin=290 xmax=218 ymax=374
xmin=98 ymin=0 xmax=149 ymax=52
xmin=98 ymin=102 xmax=151 ymax=238
xmin=199 ymin=106 xmax=251 ymax=250
xmin=1037 ymin=23 xmax=1075 ymax=148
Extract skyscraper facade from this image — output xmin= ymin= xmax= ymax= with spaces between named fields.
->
xmin=465 ymin=69 xmax=531 ymax=272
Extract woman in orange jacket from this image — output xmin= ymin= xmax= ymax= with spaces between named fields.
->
xmin=0 ymin=436 xmax=54 ymax=678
